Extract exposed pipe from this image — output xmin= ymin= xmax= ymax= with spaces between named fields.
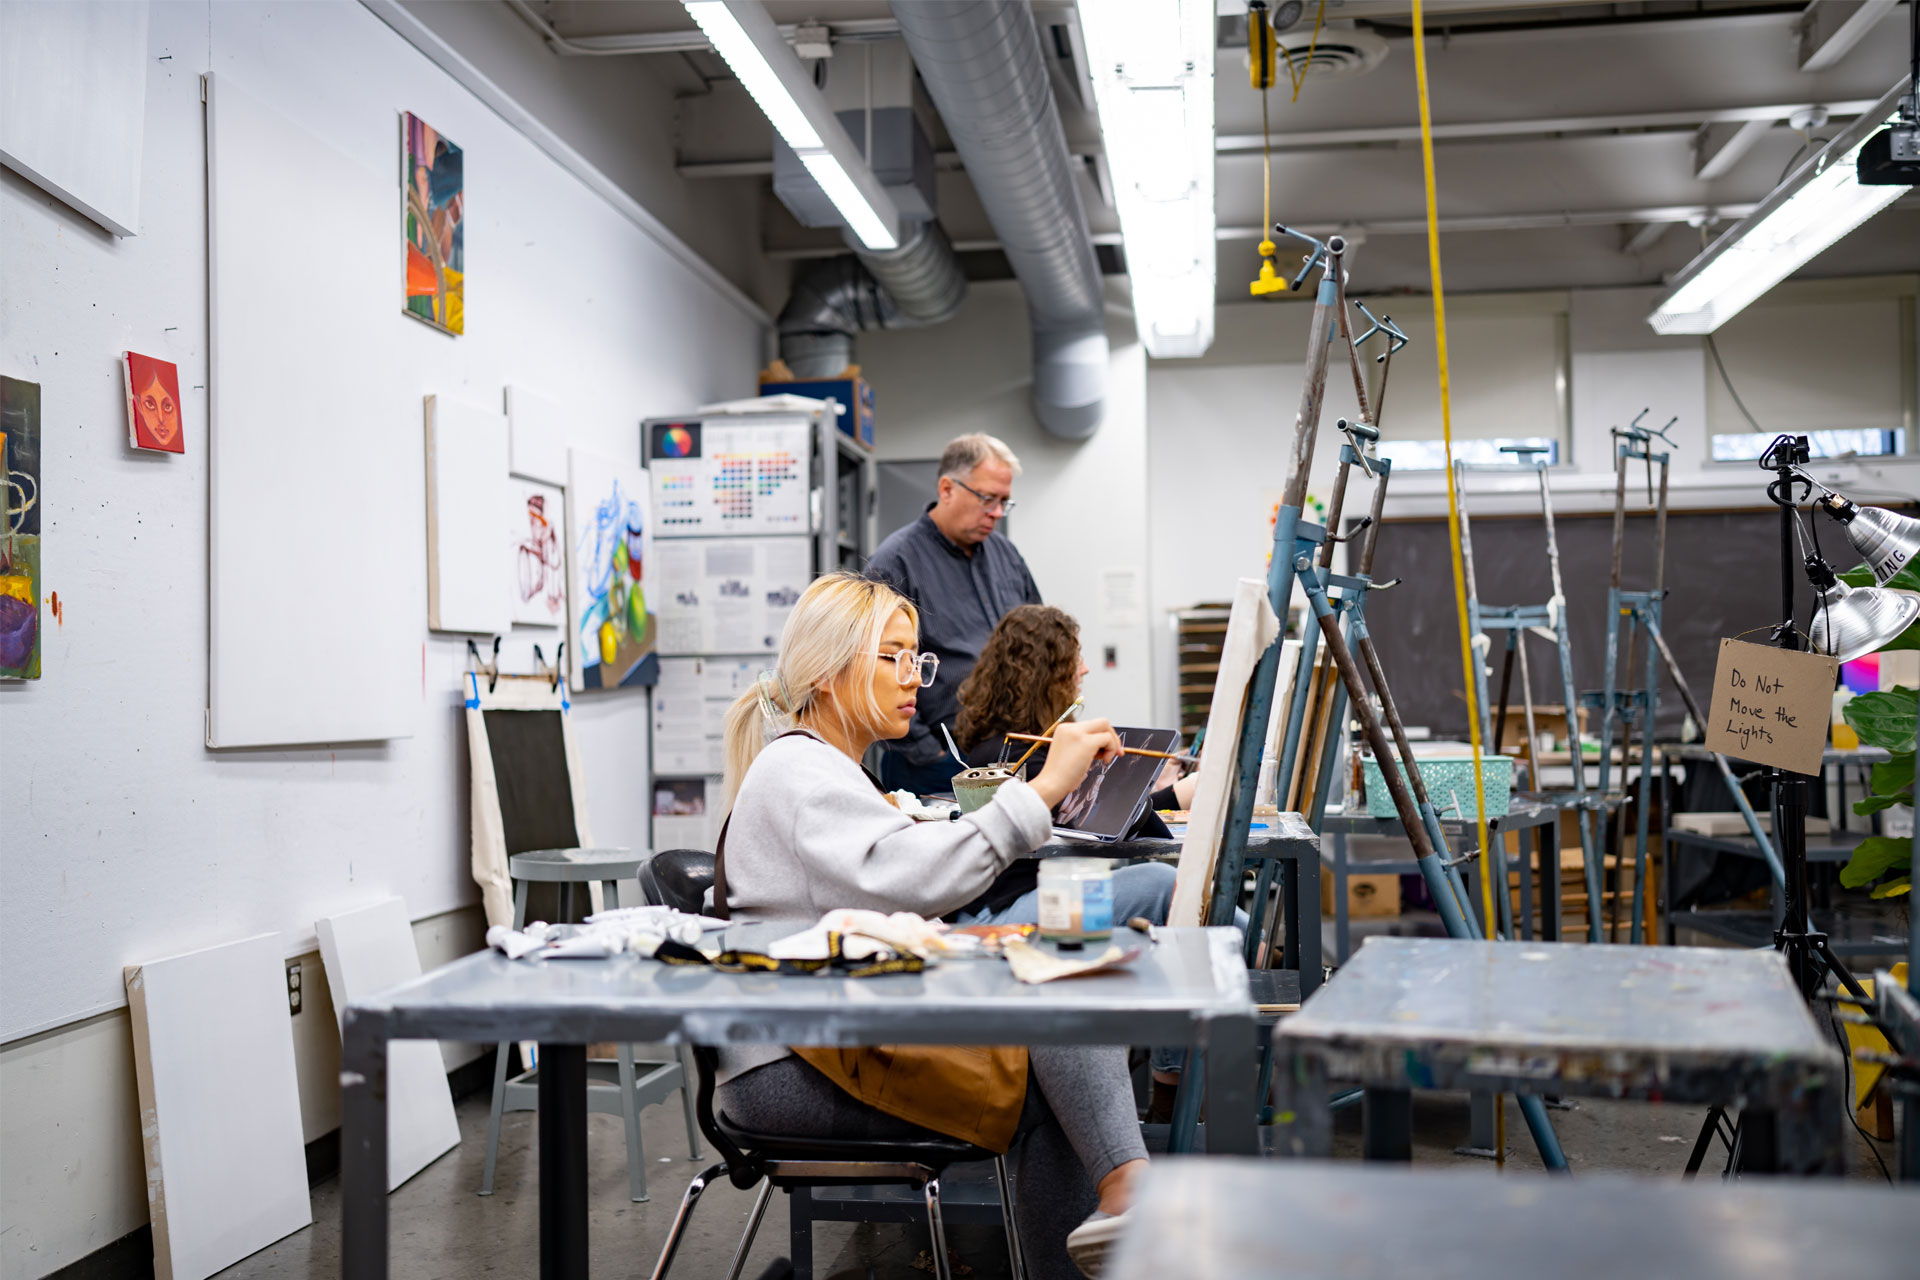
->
xmin=777 ymin=222 xmax=968 ymax=378
xmin=892 ymin=0 xmax=1108 ymax=440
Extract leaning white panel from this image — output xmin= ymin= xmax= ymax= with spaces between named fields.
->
xmin=426 ymin=395 xmax=513 ymax=634
xmin=316 ymin=898 xmax=460 ymax=1189
xmin=125 ymin=933 xmax=311 ymax=1280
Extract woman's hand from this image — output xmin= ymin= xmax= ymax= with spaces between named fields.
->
xmin=1029 ymin=718 xmax=1124 ymax=810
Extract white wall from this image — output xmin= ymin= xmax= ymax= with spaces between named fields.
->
xmin=854 ymin=281 xmax=1155 ymax=727
xmin=0 ymin=3 xmax=762 ymax=1272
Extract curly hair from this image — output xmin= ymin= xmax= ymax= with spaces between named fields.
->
xmin=954 ymin=605 xmax=1081 ymax=752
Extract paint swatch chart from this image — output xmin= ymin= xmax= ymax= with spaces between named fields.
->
xmin=648 ymin=417 xmax=809 ymax=535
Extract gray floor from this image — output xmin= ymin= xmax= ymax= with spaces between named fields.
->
xmin=213 ymin=1049 xmax=1899 ymax=1280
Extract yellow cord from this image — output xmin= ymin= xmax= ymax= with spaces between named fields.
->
xmin=1413 ymin=0 xmax=1504 ymax=1166
xmin=1280 ymin=0 xmax=1328 ymax=102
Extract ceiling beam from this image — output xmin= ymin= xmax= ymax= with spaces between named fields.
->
xmin=1215 ymin=99 xmax=1881 ymax=153
xmin=1213 ymin=203 xmax=1765 ymax=238
xmin=1795 ymin=0 xmax=1901 ymax=72
xmin=1693 ymin=116 xmax=1778 ymax=181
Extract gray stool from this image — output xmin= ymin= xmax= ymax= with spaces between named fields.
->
xmin=478 ymin=848 xmax=703 ymax=1202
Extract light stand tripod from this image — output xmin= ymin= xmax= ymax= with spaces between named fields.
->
xmin=1685 ymin=434 xmax=1872 ymax=1175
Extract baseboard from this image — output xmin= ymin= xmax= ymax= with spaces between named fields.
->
xmin=42 ymin=1226 xmax=153 ymax=1280
xmin=46 ymin=1053 xmax=501 ymax=1279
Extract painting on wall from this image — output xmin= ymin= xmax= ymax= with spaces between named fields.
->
xmin=122 ymin=351 xmax=185 ymax=453
xmin=566 ymin=448 xmax=655 ymax=691
xmin=509 ymin=476 xmax=566 ymax=629
xmin=2 ymin=375 xmax=42 ymax=680
xmin=402 ymin=112 xmax=463 ymax=335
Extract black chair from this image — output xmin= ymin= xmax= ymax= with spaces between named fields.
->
xmin=638 ymin=853 xmax=1026 ymax=1280
xmin=641 ymin=848 xmax=718 ymax=917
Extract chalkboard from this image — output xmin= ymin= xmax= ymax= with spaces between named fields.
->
xmin=1360 ymin=507 xmax=1878 ymax=739
xmin=483 ymin=708 xmax=580 ymax=855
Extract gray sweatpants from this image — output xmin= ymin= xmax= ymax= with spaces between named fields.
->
xmin=718 ymin=1046 xmax=1146 ymax=1280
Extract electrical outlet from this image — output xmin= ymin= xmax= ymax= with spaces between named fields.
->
xmin=286 ymin=959 xmax=303 ymax=1015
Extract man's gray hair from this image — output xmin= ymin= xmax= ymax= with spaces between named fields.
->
xmin=939 ymin=433 xmax=1022 ymax=481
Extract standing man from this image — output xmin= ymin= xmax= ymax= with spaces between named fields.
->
xmin=868 ymin=433 xmax=1042 ymax=795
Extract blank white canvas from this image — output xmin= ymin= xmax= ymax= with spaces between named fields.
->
xmin=505 ymin=385 xmax=569 ymax=484
xmin=426 ymin=395 xmax=512 ymax=633
xmin=0 ymin=2 xmax=149 ymax=236
xmin=315 ymin=899 xmax=460 ymax=1191
xmin=125 ymin=933 xmax=310 ymax=1280
xmin=207 ymin=74 xmax=418 ymax=746
xmin=509 ymin=476 xmax=568 ymax=628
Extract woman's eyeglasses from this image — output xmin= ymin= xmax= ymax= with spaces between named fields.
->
xmin=876 ymin=650 xmax=940 ymax=686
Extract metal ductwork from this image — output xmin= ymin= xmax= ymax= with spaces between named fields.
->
xmin=892 ymin=0 xmax=1108 ymax=440
xmin=777 ymin=221 xmax=969 ymax=378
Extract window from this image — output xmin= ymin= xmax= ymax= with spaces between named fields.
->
xmin=1709 ymin=429 xmax=1904 ymax=463
xmin=1374 ymin=437 xmax=1560 ymax=471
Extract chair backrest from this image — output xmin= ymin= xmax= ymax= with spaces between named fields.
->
xmin=643 ymin=848 xmax=716 ymax=916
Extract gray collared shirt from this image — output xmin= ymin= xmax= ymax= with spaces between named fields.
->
xmin=866 ymin=508 xmax=1043 ymax=765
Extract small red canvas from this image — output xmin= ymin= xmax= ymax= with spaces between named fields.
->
xmin=122 ymin=352 xmax=185 ymax=453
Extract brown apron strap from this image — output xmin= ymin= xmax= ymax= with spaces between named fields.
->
xmin=713 ymin=729 xmax=888 ymax=920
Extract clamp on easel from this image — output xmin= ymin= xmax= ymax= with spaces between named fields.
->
xmin=529 ymin=642 xmax=567 ymax=692
xmin=466 ymin=637 xmax=502 ymax=693
xmin=467 ymin=636 xmax=567 ymax=692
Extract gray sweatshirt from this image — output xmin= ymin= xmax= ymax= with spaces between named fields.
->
xmin=714 ymin=728 xmax=1055 ymax=1081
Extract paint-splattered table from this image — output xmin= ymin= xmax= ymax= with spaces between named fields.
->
xmin=1106 ymin=1160 xmax=1911 ymax=1280
xmin=339 ymin=925 xmax=1257 ymax=1280
xmin=1271 ymin=936 xmax=1846 ymax=1174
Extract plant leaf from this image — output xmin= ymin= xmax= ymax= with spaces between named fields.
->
xmin=1839 ymin=835 xmax=1914 ymax=889
xmin=1852 ymin=790 xmax=1912 ymax=816
xmin=1870 ymin=876 xmax=1911 ymax=899
xmin=1870 ymin=754 xmax=1916 ymax=797
xmin=1843 ymin=689 xmax=1919 ymax=752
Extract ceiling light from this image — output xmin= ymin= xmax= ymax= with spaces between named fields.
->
xmin=681 ymin=1 xmax=898 ymax=250
xmin=1648 ymin=80 xmax=1910 ymax=335
xmin=1079 ymin=0 xmax=1216 ymax=358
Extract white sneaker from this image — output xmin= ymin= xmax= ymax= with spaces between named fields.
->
xmin=1066 ymin=1208 xmax=1131 ymax=1277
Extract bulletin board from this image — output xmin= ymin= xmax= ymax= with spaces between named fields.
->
xmin=652 ymin=536 xmax=810 ymax=656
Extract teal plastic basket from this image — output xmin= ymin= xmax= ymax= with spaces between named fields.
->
xmin=1363 ymin=754 xmax=1512 ymax=821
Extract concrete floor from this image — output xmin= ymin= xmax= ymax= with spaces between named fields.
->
xmin=213 ymin=1059 xmax=1898 ymax=1280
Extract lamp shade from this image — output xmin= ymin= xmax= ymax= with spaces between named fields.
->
xmin=1809 ymin=579 xmax=1920 ymax=663
xmin=1820 ymin=497 xmax=1920 ymax=585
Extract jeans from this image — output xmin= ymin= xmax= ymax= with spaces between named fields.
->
xmin=877 ymin=749 xmax=961 ymax=798
xmin=955 ymin=861 xmax=1234 ymax=1076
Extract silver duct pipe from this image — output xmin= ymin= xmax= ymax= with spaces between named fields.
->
xmin=777 ymin=221 xmax=968 ymax=378
xmin=892 ymin=0 xmax=1107 ymax=440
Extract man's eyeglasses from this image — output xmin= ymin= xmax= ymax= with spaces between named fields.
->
xmin=954 ymin=478 xmax=1016 ymax=516
xmin=876 ymin=650 xmax=940 ymax=686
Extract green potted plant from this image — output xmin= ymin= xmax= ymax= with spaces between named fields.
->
xmin=1834 ymin=564 xmax=1919 ymax=903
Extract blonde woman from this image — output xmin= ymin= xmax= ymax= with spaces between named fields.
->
xmin=713 ymin=572 xmax=1147 ymax=1278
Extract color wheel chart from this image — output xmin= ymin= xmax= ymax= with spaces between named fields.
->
xmin=647 ymin=418 xmax=809 ymax=535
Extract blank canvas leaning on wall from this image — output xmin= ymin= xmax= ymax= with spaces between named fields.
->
xmin=505 ymin=385 xmax=568 ymax=485
xmin=315 ymin=898 xmax=460 ymax=1190
xmin=426 ymin=394 xmax=511 ymax=633
xmin=125 ymin=933 xmax=311 ymax=1280
xmin=207 ymin=73 xmax=418 ymax=745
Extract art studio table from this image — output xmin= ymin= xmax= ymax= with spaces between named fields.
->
xmin=1271 ymin=936 xmax=1846 ymax=1174
xmin=339 ymin=925 xmax=1259 ymax=1279
xmin=1662 ymin=827 xmax=1911 ymax=958
xmin=1321 ymin=796 xmax=1563 ymax=959
xmin=1105 ymin=1160 xmax=1913 ymax=1280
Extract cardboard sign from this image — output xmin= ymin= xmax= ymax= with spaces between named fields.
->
xmin=1703 ymin=638 xmax=1839 ymax=776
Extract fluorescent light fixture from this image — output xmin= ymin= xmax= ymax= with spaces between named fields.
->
xmin=1649 ymin=80 xmax=1910 ymax=335
xmin=681 ymin=1 xmax=898 ymax=250
xmin=1078 ymin=0 xmax=1216 ymax=357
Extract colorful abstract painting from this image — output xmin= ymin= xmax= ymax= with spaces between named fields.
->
xmin=402 ymin=112 xmax=463 ymax=335
xmin=509 ymin=476 xmax=566 ymax=628
xmin=566 ymin=449 xmax=655 ymax=691
xmin=2 ymin=375 xmax=42 ymax=679
xmin=122 ymin=352 xmax=184 ymax=453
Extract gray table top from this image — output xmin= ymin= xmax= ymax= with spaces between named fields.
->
xmin=1320 ymin=797 xmax=1559 ymax=837
xmin=349 ymin=925 xmax=1253 ymax=1048
xmin=1663 ymin=827 xmax=1867 ymax=861
xmin=1106 ymin=1160 xmax=1914 ymax=1280
xmin=1278 ymin=936 xmax=1839 ymax=1096
xmin=1070 ymin=811 xmax=1318 ymax=860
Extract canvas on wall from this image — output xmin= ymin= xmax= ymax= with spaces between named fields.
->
xmin=567 ymin=448 xmax=655 ymax=691
xmin=123 ymin=351 xmax=185 ymax=453
xmin=509 ymin=476 xmax=566 ymax=629
xmin=402 ymin=111 xmax=462 ymax=335
xmin=2 ymin=375 xmax=41 ymax=680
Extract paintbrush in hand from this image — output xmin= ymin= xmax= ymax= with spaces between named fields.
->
xmin=1003 ymin=731 xmax=1197 ymax=764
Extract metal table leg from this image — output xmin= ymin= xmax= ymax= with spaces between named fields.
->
xmin=341 ymin=1009 xmax=390 ymax=1279
xmin=1203 ymin=1013 xmax=1258 ymax=1155
xmin=1517 ymin=827 xmax=1536 ymax=941
xmin=1542 ymin=819 xmax=1562 ymax=943
xmin=539 ymin=1043 xmax=590 ymax=1280
xmin=1270 ymin=1050 xmax=1331 ymax=1158
xmin=1362 ymin=1087 xmax=1413 ymax=1162
xmin=1297 ymin=851 xmax=1323 ymax=996
xmin=1333 ymin=831 xmax=1350 ymax=963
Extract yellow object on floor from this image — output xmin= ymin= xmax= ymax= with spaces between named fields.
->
xmin=1844 ymin=963 xmax=1908 ymax=1113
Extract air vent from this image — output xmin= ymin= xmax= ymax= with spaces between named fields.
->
xmin=1275 ymin=27 xmax=1389 ymax=80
